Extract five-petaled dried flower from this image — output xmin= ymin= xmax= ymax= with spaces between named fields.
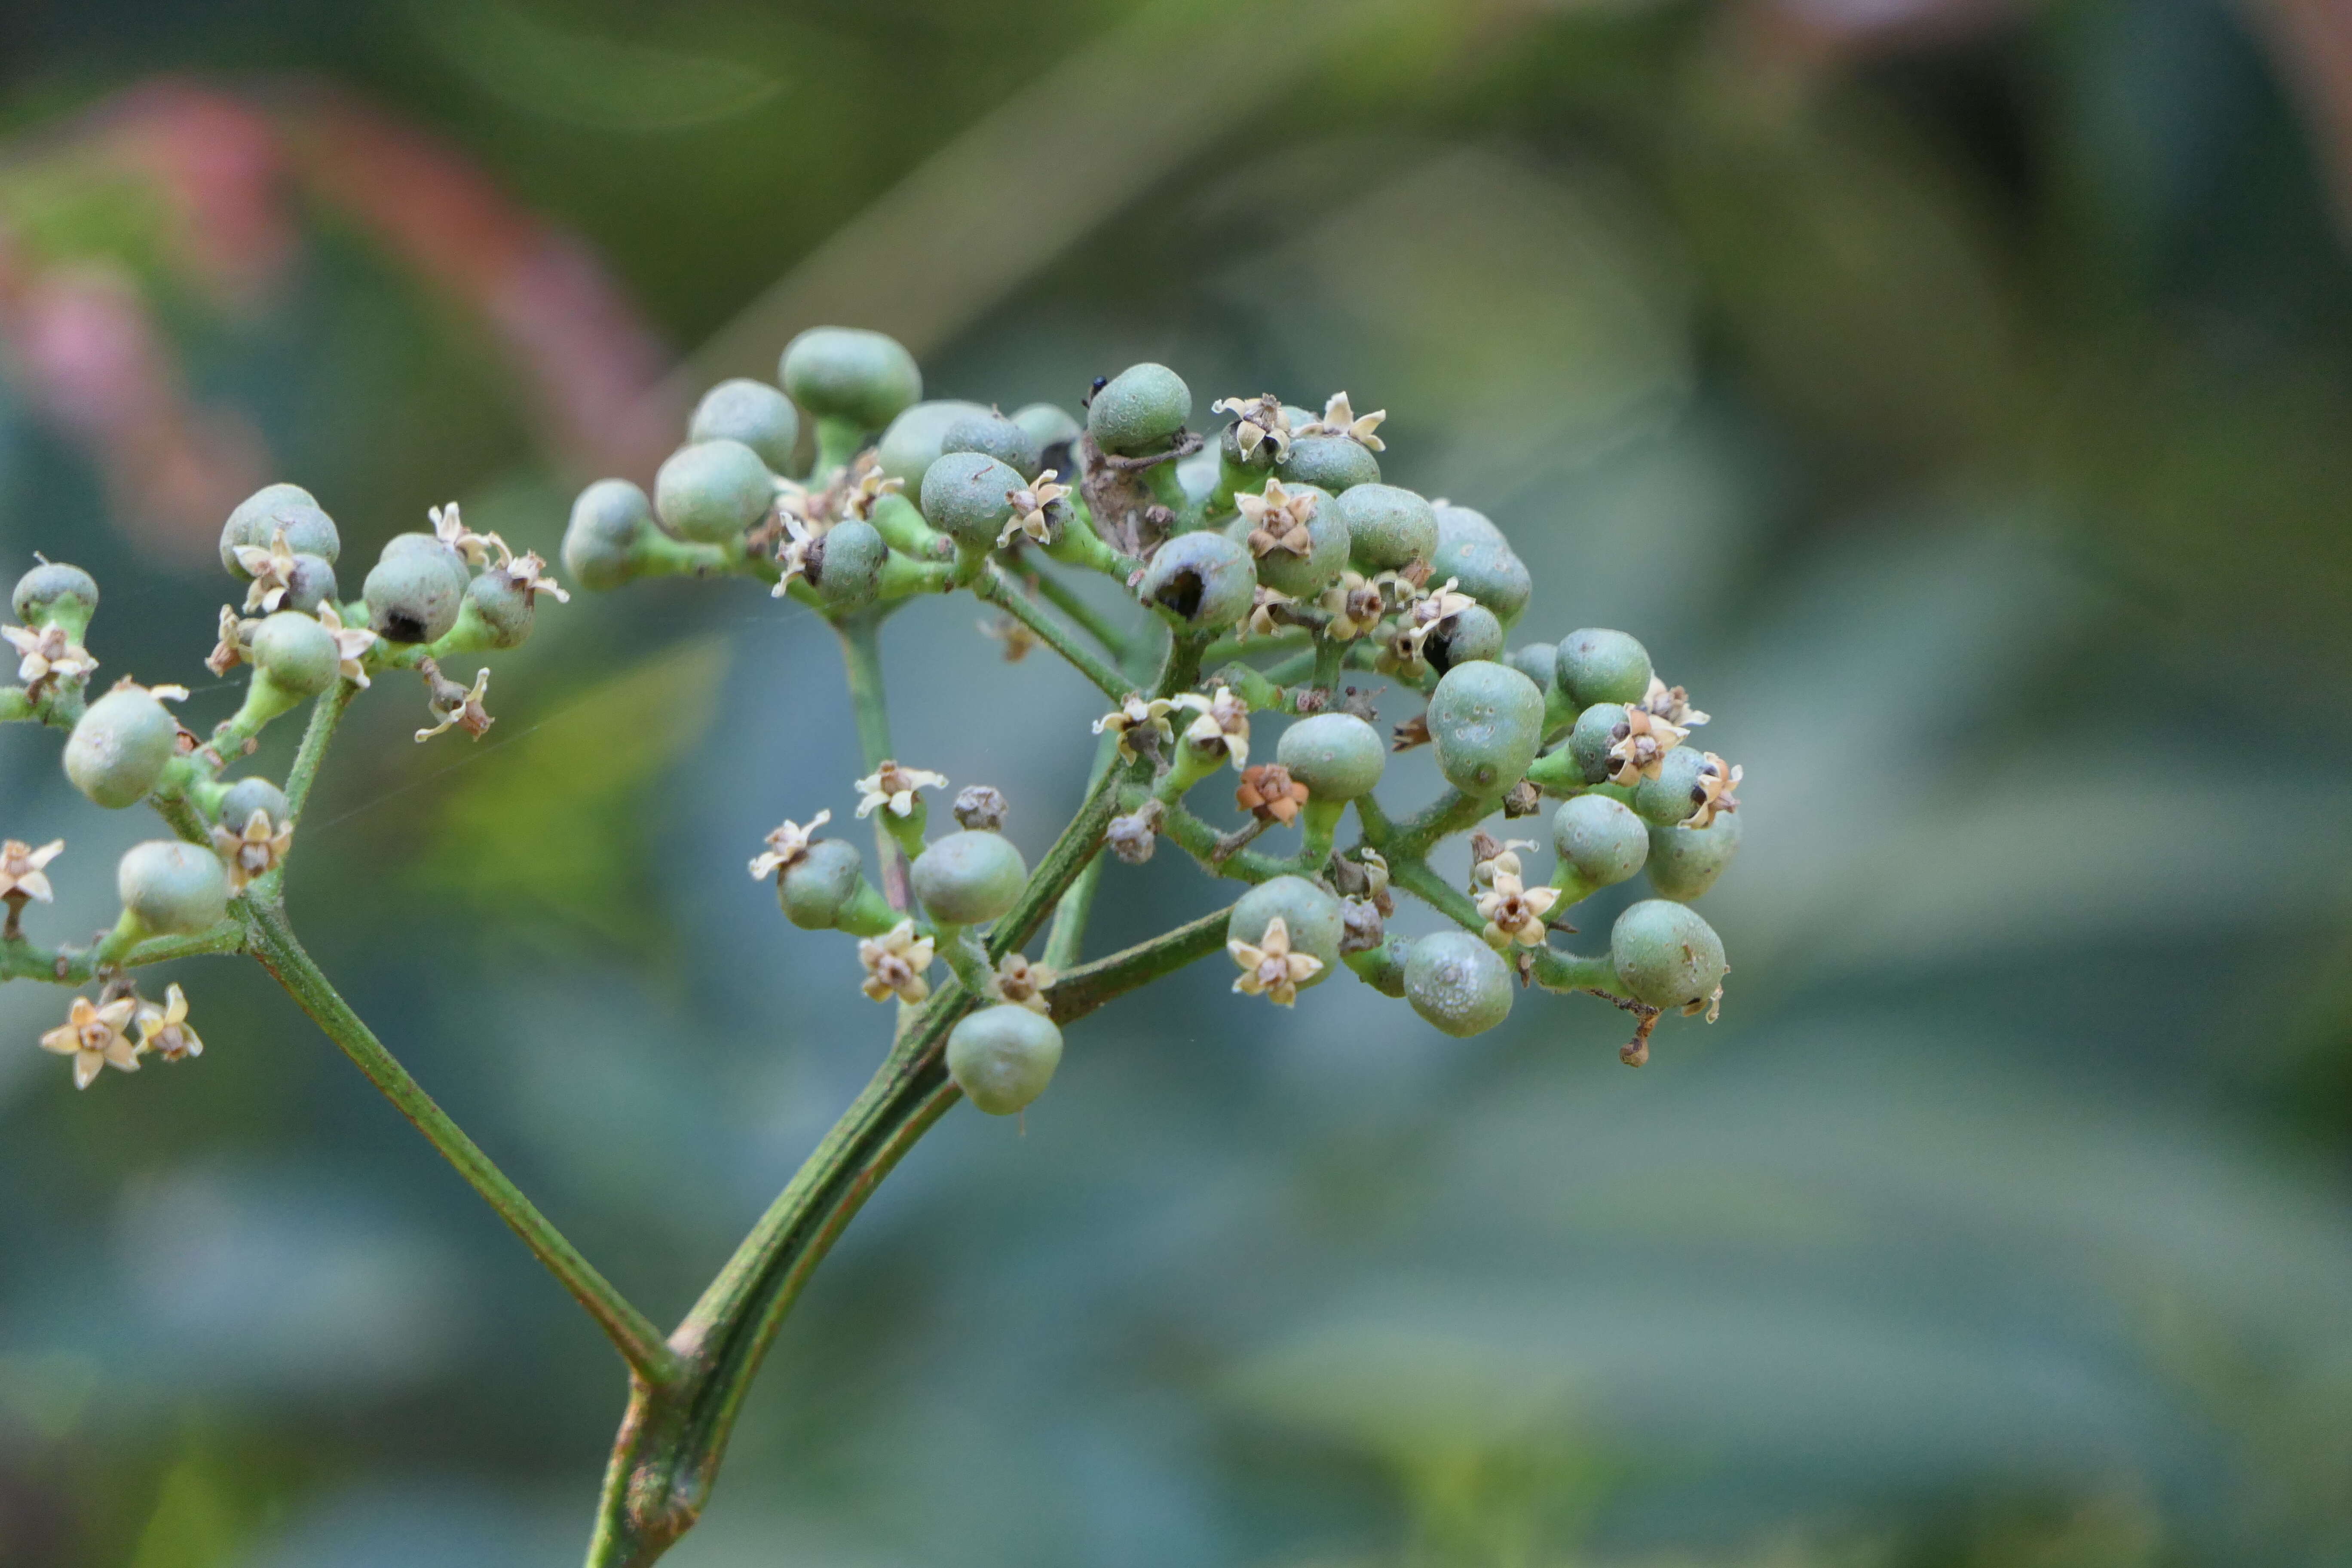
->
xmin=1393 ymin=577 xmax=1475 ymax=662
xmin=1174 ymin=685 xmax=1249 ymax=768
xmin=750 ymin=810 xmax=831 ymax=879
xmin=1236 ymin=478 xmax=1318 ymax=558
xmin=1243 ymin=586 xmax=1295 ymax=641
xmin=979 ymin=612 xmax=1039 ymax=662
xmin=1476 ymin=869 xmax=1560 ymax=949
xmin=431 ymin=502 xmax=503 ymax=567
xmin=1235 ymin=764 xmax=1310 ymax=825
xmin=1604 ymin=706 xmax=1686 ymax=786
xmin=1229 ymin=916 xmax=1323 ymax=1006
xmin=5 ymin=623 xmax=98 ymax=692
xmin=1684 ymin=753 xmax=1742 ymax=830
xmin=1300 ymin=391 xmax=1386 ymax=451
xmin=1211 ymin=394 xmax=1293 ymax=462
xmin=1093 ymin=694 xmax=1174 ymax=763
xmin=213 ymin=808 xmax=293 ymax=891
xmin=997 ymin=470 xmax=1069 ymax=548
xmin=232 ymin=527 xmax=301 ymax=613
xmin=1 ymin=839 xmax=63 ymax=906
xmin=416 ymin=663 xmax=493 ymax=743
xmin=1638 ymin=676 xmax=1708 ymax=730
xmin=135 ymin=984 xmax=204 ymax=1062
xmin=1316 ymin=571 xmax=1387 ymax=641
xmin=316 ymin=602 xmax=377 ymax=689
xmin=40 ymin=995 xmax=141 ymax=1090
xmin=858 ymin=919 xmax=935 ymax=1004
xmin=991 ymin=952 xmax=1057 ymax=1015
xmin=206 ymin=607 xmax=252 ymax=677
xmin=855 ymin=761 xmax=946 ymax=819
xmin=498 ymin=550 xmax=570 ymax=605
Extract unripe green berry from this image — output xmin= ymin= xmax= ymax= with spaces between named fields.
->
xmin=363 ymin=545 xmax=468 ymax=645
xmin=1556 ymin=628 xmax=1653 ymax=707
xmin=117 ymin=841 xmax=230 ymax=935
xmin=563 ymin=479 xmax=657 ymax=591
xmin=1219 ymin=418 xmax=1277 ymax=473
xmin=1646 ymin=809 xmax=1740 ymax=901
xmin=781 ymin=326 xmax=922 ymax=429
xmin=940 ymin=411 xmax=1043 ymax=481
xmin=1010 ymin=402 xmax=1082 ymax=462
xmin=1430 ymin=503 xmax=1531 ymax=625
xmin=1233 ymin=484 xmax=1347 ymax=598
xmin=250 ymin=611 xmax=339 ymax=698
xmin=279 ymin=554 xmax=340 ymax=615
xmin=218 ymin=775 xmax=288 ymax=832
xmin=12 ymin=560 xmax=99 ymax=637
xmin=1277 ymin=432 xmax=1380 ymax=492
xmin=946 ymin=1004 xmax=1064 ymax=1116
xmin=220 ymin=483 xmax=340 ymax=575
xmin=1334 ymin=484 xmax=1438 ymax=574
xmin=1553 ymin=794 xmax=1647 ymax=888
xmin=1610 ymin=899 xmax=1727 ymax=1011
xmin=1403 ymin=931 xmax=1514 ymax=1038
xmin=778 ymin=839 xmax=866 ymax=930
xmin=1426 ymin=660 xmax=1545 ymax=797
xmin=1138 ymin=530 xmax=1257 ymax=631
xmin=1506 ymin=641 xmax=1559 ymax=695
xmin=63 ymin=686 xmax=179 ymax=808
xmin=1566 ymin=702 xmax=1630 ymax=785
xmin=919 ymin=451 xmax=1027 ymax=548
xmin=655 ymin=439 xmax=773 ymax=545
xmin=464 ymin=570 xmax=536 ymax=649
xmin=803 ymin=517 xmax=886 ymax=609
xmin=1630 ymin=745 xmax=1711 ymax=827
xmin=1228 ymin=876 xmax=1344 ymax=990
xmin=910 ymin=830 xmax=1028 ymax=926
xmin=381 ymin=532 xmax=466 ymax=569
xmin=875 ymin=399 xmax=992 ymax=489
xmin=1275 ymin=713 xmax=1386 ymax=799
xmin=1087 ymin=363 xmax=1191 ymax=456
xmin=1425 ymin=603 xmax=1505 ymax=675
xmin=689 ymin=378 xmax=800 ymax=472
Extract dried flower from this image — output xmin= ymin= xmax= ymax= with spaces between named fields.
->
xmin=1235 ymin=764 xmax=1311 ymax=825
xmin=1212 ymin=393 xmax=1293 ymax=462
xmin=997 ymin=469 xmax=1070 ymax=548
xmin=134 ymin=984 xmax=203 ymax=1062
xmin=1502 ymin=780 xmax=1542 ymax=818
xmin=750 ymin=810 xmax=831 ymax=879
xmin=1638 ymin=676 xmax=1708 ymax=729
xmin=1327 ymin=847 xmax=1394 ymax=916
xmin=991 ymin=952 xmax=1057 ymax=1015
xmin=416 ymin=662 xmax=493 ymax=742
xmin=1476 ymin=870 xmax=1560 ymax=948
xmin=1470 ymin=837 xmax=1540 ymax=889
xmin=1684 ymin=753 xmax=1742 ymax=830
xmin=1235 ymin=478 xmax=1318 ymax=558
xmin=858 ymin=919 xmax=935 ymax=1004
xmin=1683 ymin=976 xmax=1726 ymax=1023
xmin=39 ymin=995 xmax=141 ymax=1090
xmin=1228 ymin=916 xmax=1323 ymax=1006
xmin=0 ymin=839 xmax=64 ymax=906
xmin=212 ymin=808 xmax=293 ymax=891
xmin=205 ymin=607 xmax=252 ymax=677
xmin=1106 ymin=799 xmax=1164 ymax=864
xmin=5 ymin=623 xmax=98 ymax=692
xmin=1299 ymin=391 xmax=1386 ymax=451
xmin=1391 ymin=714 xmax=1430 ymax=751
xmin=1604 ymin=706 xmax=1686 ymax=786
xmin=1243 ymin=586 xmax=1296 ymax=640
xmin=431 ymin=502 xmax=504 ymax=567
xmin=1316 ymin=571 xmax=1388 ymax=641
xmin=979 ymin=612 xmax=1040 ymax=662
xmin=837 ymin=453 xmax=903 ymax=524
xmin=855 ymin=761 xmax=946 ymax=819
xmin=1339 ymin=897 xmax=1384 ymax=953
xmin=1093 ymin=694 xmax=1175 ymax=763
xmin=231 ymin=527 xmax=301 ymax=613
xmin=1173 ymin=685 xmax=1249 ymax=768
xmin=1392 ymin=577 xmax=1474 ymax=662
xmin=953 ymin=786 xmax=1008 ymax=831
xmin=497 ymin=550 xmax=569 ymax=605
xmin=316 ymin=602 xmax=377 ymax=689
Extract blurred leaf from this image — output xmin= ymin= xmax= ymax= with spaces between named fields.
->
xmin=410 ymin=0 xmax=784 ymax=131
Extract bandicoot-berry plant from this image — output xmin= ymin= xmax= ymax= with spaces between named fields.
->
xmin=2 ymin=325 xmax=1743 ymax=1565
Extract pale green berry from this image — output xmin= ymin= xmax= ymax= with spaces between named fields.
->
xmin=1011 ymin=401 xmax=1083 ymax=462
xmin=1430 ymin=503 xmax=1531 ymax=625
xmin=1138 ymin=530 xmax=1257 ymax=631
xmin=1403 ymin=931 xmax=1513 ymax=1037
xmin=563 ymin=479 xmax=656 ymax=591
xmin=1506 ymin=641 xmax=1559 ymax=695
xmin=1350 ymin=934 xmax=1411 ymax=998
xmin=940 ymin=411 xmax=1043 ymax=481
xmin=1553 ymin=794 xmax=1647 ymax=888
xmin=12 ymin=561 xmax=98 ymax=637
xmin=875 ymin=399 xmax=992 ymax=489
xmin=1426 ymin=660 xmax=1545 ymax=797
xmin=250 ymin=611 xmax=339 ymax=698
xmin=1228 ymin=876 xmax=1344 ymax=990
xmin=465 ymin=571 xmax=536 ymax=649
xmin=1334 ymin=484 xmax=1438 ymax=574
xmin=280 ymin=554 xmax=339 ymax=615
xmin=689 ymin=378 xmax=800 ymax=473
xmin=655 ymin=439 xmax=773 ymax=544
xmin=363 ymin=546 xmax=468 ymax=645
xmin=946 ymin=1004 xmax=1064 ymax=1115
xmin=1087 ymin=363 xmax=1191 ymax=456
xmin=64 ymin=686 xmax=179 ymax=808
xmin=1424 ymin=603 xmax=1505 ymax=675
xmin=803 ymin=517 xmax=886 ymax=609
xmin=1275 ymin=713 xmax=1385 ymax=800
xmin=1556 ymin=628 xmax=1653 ymax=707
xmin=1566 ymin=702 xmax=1630 ymax=785
xmin=218 ymin=775 xmax=288 ymax=832
xmin=1277 ymin=432 xmax=1380 ymax=492
xmin=778 ymin=839 xmax=865 ymax=929
xmin=910 ymin=830 xmax=1028 ymax=926
xmin=1631 ymin=745 xmax=1711 ymax=827
xmin=117 ymin=841 xmax=230 ymax=935
xmin=220 ymin=483 xmax=340 ymax=574
xmin=380 ymin=531 xmax=466 ymax=568
xmin=780 ymin=326 xmax=922 ymax=429
xmin=919 ymin=451 xmax=1027 ymax=548
xmin=1219 ymin=418 xmax=1278 ymax=473
xmin=1647 ymin=809 xmax=1740 ymax=901
xmin=1234 ymin=484 xmax=1347 ymax=598
xmin=1610 ymin=899 xmax=1727 ymax=1011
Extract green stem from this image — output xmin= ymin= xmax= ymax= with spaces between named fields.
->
xmin=1381 ymin=789 xmax=1492 ymax=862
xmin=1309 ymin=634 xmax=1343 ymax=693
xmin=834 ymin=614 xmax=910 ymax=908
xmin=1156 ymin=799 xmax=1286 ymax=884
xmin=1042 ymin=853 xmax=1104 ymax=970
xmin=1384 ymin=854 xmax=1488 ymax=936
xmin=285 ymin=683 xmax=358 ymax=824
xmin=244 ymin=900 xmax=679 ymax=1384
xmin=1026 ymin=566 xmax=1133 ymax=666
xmin=1044 ymin=905 xmax=1233 ymax=1024
xmin=0 ymin=919 xmax=245 ymax=985
xmin=975 ymin=566 xmax=1130 ymax=700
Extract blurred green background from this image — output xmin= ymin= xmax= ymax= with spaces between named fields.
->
xmin=4 ymin=0 xmax=2352 ymax=1564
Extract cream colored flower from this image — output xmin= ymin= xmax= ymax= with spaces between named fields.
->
xmin=991 ymin=952 xmax=1058 ymax=1016
xmin=1228 ymin=916 xmax=1323 ymax=1006
xmin=499 ymin=550 xmax=569 ymax=604
xmin=858 ymin=919 xmax=935 ymax=1004
xmin=5 ymin=623 xmax=98 ymax=690
xmin=772 ymin=519 xmax=819 ymax=599
xmin=1211 ymin=394 xmax=1293 ymax=462
xmin=232 ymin=527 xmax=301 ymax=612
xmin=212 ymin=808 xmax=293 ymax=891
xmin=1299 ymin=391 xmax=1386 ymax=451
xmin=315 ymin=601 xmax=377 ymax=689
xmin=1315 ymin=571 xmax=1388 ymax=641
xmin=750 ymin=810 xmax=831 ymax=879
xmin=1638 ymin=676 xmax=1708 ymax=729
xmin=0 ymin=839 xmax=64 ymax=904
xmin=997 ymin=469 xmax=1070 ymax=548
xmin=40 ymin=995 xmax=141 ymax=1090
xmin=1235 ymin=478 xmax=1318 ymax=558
xmin=1683 ymin=753 xmax=1743 ymax=830
xmin=1476 ymin=870 xmax=1560 ymax=948
xmin=134 ymin=984 xmax=204 ymax=1063
xmin=838 ymin=454 xmax=903 ymax=524
xmin=855 ymin=761 xmax=947 ymax=819
xmin=1393 ymin=577 xmax=1475 ymax=662
xmin=205 ymin=606 xmax=251 ymax=677
xmin=1173 ymin=685 xmax=1250 ymax=768
xmin=1470 ymin=838 xmax=1540 ymax=889
xmin=1604 ymin=706 xmax=1687 ymax=786
xmin=1683 ymin=977 xmax=1725 ymax=1023
xmin=1243 ymin=586 xmax=1296 ymax=640
xmin=416 ymin=665 xmax=493 ymax=743
xmin=431 ymin=502 xmax=504 ymax=567
xmin=1092 ymin=694 xmax=1175 ymax=762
